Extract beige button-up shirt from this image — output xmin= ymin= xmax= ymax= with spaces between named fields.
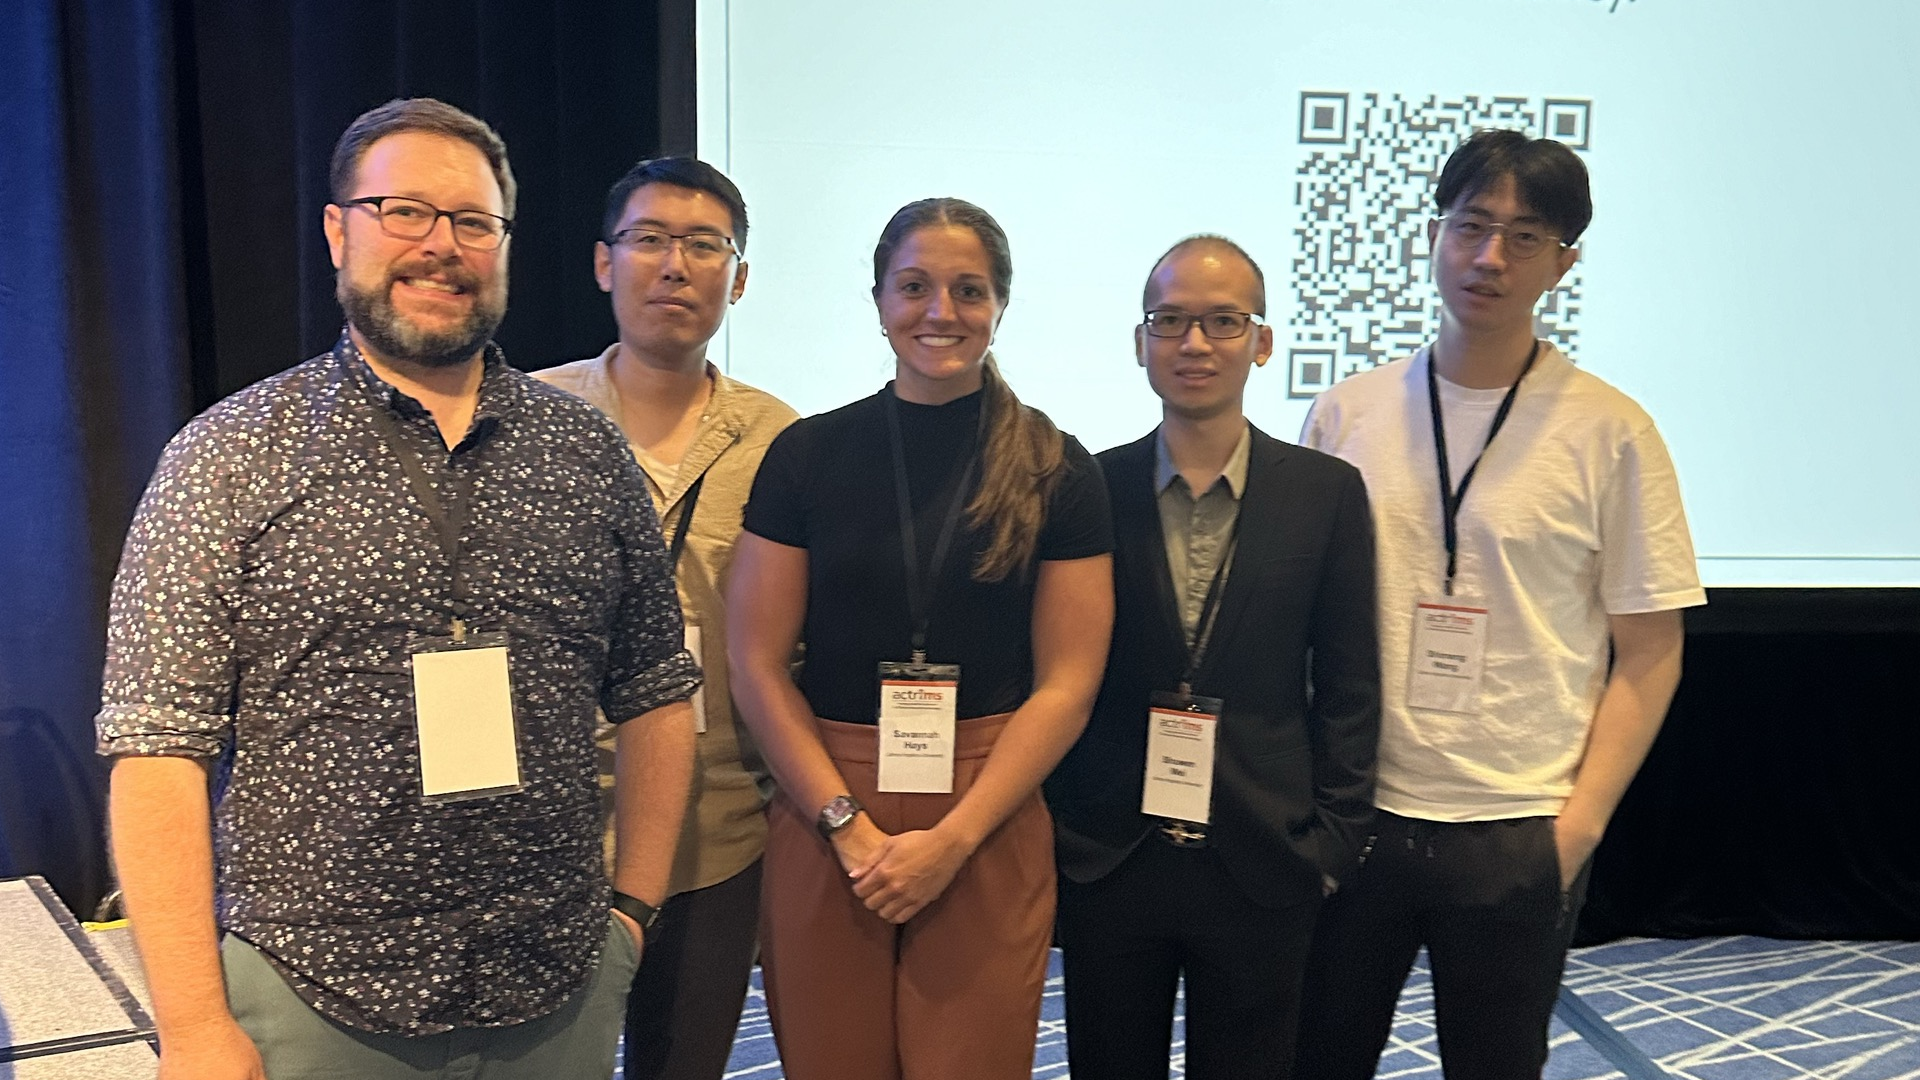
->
xmin=537 ymin=347 xmax=798 ymax=894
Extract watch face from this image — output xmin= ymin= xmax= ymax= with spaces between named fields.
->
xmin=820 ymin=795 xmax=859 ymax=832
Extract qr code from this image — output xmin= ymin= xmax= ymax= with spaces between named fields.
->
xmin=1287 ymin=92 xmax=1592 ymax=398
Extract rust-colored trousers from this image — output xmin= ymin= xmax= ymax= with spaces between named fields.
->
xmin=760 ymin=714 xmax=1055 ymax=1080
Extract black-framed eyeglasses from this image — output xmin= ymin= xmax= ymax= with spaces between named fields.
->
xmin=341 ymin=196 xmax=512 ymax=251
xmin=1142 ymin=310 xmax=1264 ymax=339
xmin=1435 ymin=215 xmax=1567 ymax=260
xmin=604 ymin=228 xmax=738 ymax=264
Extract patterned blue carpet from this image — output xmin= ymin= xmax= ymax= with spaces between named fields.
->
xmin=708 ymin=937 xmax=1920 ymax=1078
xmin=1541 ymin=937 xmax=1920 ymax=1080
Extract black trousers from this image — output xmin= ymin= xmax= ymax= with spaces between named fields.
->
xmin=621 ymin=857 xmax=762 ymax=1080
xmin=1295 ymin=811 xmax=1591 ymax=1080
xmin=1058 ymin=835 xmax=1321 ymax=1080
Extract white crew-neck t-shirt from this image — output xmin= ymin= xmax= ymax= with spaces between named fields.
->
xmin=1302 ymin=343 xmax=1706 ymax=821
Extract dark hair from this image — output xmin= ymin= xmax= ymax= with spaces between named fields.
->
xmin=1142 ymin=234 xmax=1267 ymax=316
xmin=1434 ymin=129 xmax=1592 ymax=243
xmin=871 ymin=198 xmax=1064 ymax=583
xmin=872 ymin=197 xmax=1013 ymax=306
xmin=330 ymin=98 xmax=517 ymax=218
xmin=601 ymin=157 xmax=750 ymax=253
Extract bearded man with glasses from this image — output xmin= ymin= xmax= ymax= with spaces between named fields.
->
xmin=1046 ymin=234 xmax=1380 ymax=1080
xmin=1297 ymin=130 xmax=1705 ymax=1078
xmin=99 ymin=98 xmax=699 ymax=1080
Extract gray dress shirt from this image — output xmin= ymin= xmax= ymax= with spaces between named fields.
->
xmin=1155 ymin=425 xmax=1253 ymax=645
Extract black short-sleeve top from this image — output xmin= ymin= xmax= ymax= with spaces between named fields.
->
xmin=743 ymin=385 xmax=1113 ymax=724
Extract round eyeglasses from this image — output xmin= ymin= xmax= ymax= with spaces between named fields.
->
xmin=1436 ymin=215 xmax=1567 ymax=261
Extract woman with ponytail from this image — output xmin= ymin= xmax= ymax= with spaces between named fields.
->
xmin=727 ymin=198 xmax=1114 ymax=1079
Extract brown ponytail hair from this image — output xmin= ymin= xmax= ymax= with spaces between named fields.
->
xmin=873 ymin=198 xmax=1067 ymax=582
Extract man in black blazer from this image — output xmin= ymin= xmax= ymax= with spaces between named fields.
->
xmin=1046 ymin=236 xmax=1380 ymax=1080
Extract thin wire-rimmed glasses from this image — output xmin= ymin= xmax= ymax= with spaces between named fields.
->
xmin=605 ymin=228 xmax=738 ymax=265
xmin=341 ymin=196 xmax=512 ymax=251
xmin=1142 ymin=310 xmax=1264 ymax=339
xmin=1435 ymin=215 xmax=1567 ymax=260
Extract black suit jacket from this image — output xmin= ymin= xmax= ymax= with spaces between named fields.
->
xmin=1046 ymin=424 xmax=1380 ymax=907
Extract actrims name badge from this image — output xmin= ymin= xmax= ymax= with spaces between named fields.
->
xmin=876 ymin=661 xmax=959 ymax=794
xmin=1407 ymin=598 xmax=1490 ymax=714
xmin=1141 ymin=689 xmax=1222 ymax=824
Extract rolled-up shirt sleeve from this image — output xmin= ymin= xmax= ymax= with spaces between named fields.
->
xmin=97 ymin=418 xmax=243 ymax=758
xmin=598 ymin=445 xmax=702 ymax=723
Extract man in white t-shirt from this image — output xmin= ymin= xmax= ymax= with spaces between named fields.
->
xmin=1296 ymin=130 xmax=1706 ymax=1078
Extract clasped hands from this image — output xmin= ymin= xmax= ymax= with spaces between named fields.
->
xmin=830 ymin=816 xmax=972 ymax=924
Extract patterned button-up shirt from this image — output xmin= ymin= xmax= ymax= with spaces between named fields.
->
xmin=96 ymin=334 xmax=701 ymax=1035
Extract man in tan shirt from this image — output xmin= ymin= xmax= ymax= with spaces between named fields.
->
xmin=537 ymin=157 xmax=796 ymax=1080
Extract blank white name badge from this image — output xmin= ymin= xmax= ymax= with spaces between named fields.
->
xmin=1141 ymin=692 xmax=1221 ymax=824
xmin=686 ymin=623 xmax=707 ymax=734
xmin=1407 ymin=598 xmax=1490 ymax=714
xmin=875 ymin=662 xmax=959 ymax=794
xmin=411 ymin=632 xmax=524 ymax=801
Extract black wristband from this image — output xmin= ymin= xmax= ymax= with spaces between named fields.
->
xmin=611 ymin=890 xmax=663 ymax=944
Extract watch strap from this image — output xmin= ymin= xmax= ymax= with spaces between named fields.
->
xmin=611 ymin=890 xmax=663 ymax=943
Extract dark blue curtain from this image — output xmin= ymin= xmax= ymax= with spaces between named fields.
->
xmin=0 ymin=0 xmax=189 ymax=916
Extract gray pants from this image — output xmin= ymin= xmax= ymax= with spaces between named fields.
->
xmin=222 ymin=917 xmax=640 ymax=1079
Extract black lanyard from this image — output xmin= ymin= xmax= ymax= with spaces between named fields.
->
xmin=359 ymin=379 xmax=476 ymax=638
xmin=665 ymin=471 xmax=707 ymax=582
xmin=884 ymin=391 xmax=983 ymax=663
xmin=1426 ymin=340 xmax=1538 ymax=596
xmin=1178 ymin=512 xmax=1241 ymax=695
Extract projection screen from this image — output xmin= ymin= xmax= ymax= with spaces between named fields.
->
xmin=694 ymin=0 xmax=1920 ymax=587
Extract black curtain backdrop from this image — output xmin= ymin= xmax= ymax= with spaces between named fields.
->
xmin=2 ymin=0 xmax=1916 ymax=944
xmin=1579 ymin=592 xmax=1920 ymax=943
xmin=180 ymin=0 xmax=698 ymax=398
